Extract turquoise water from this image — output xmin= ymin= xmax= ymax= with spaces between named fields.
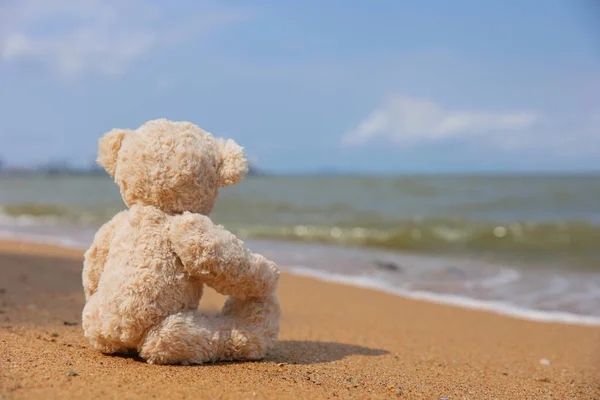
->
xmin=1 ymin=174 xmax=599 ymax=321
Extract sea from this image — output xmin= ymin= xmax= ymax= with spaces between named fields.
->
xmin=1 ymin=173 xmax=599 ymax=325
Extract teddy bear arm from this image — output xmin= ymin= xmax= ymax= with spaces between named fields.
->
xmin=170 ymin=214 xmax=280 ymax=299
xmin=202 ymin=244 xmax=280 ymax=299
xmin=82 ymin=211 xmax=128 ymax=299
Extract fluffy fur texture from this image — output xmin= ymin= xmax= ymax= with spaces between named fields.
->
xmin=82 ymin=119 xmax=281 ymax=365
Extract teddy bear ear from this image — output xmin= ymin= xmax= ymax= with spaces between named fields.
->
xmin=217 ymin=139 xmax=249 ymax=187
xmin=97 ymin=128 xmax=128 ymax=177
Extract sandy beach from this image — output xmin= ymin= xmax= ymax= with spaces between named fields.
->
xmin=1 ymin=240 xmax=599 ymax=399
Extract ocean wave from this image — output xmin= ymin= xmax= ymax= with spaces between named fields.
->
xmin=232 ymin=221 xmax=600 ymax=257
xmin=2 ymin=202 xmax=600 ymax=258
xmin=0 ymin=204 xmax=121 ymax=226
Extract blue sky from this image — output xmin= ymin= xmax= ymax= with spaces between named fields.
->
xmin=0 ymin=0 xmax=599 ymax=173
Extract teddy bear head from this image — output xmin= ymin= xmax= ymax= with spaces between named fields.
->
xmin=97 ymin=119 xmax=248 ymax=215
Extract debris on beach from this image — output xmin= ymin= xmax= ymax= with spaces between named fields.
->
xmin=66 ymin=370 xmax=78 ymax=377
xmin=539 ymin=358 xmax=551 ymax=366
xmin=63 ymin=321 xmax=78 ymax=326
xmin=374 ymin=260 xmax=403 ymax=273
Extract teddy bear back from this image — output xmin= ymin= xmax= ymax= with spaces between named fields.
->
xmin=97 ymin=119 xmax=248 ymax=215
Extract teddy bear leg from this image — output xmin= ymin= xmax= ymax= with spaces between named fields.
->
xmin=220 ymin=293 xmax=281 ymax=358
xmin=82 ymin=296 xmax=133 ymax=355
xmin=137 ymin=311 xmax=216 ymax=365
xmin=138 ymin=294 xmax=281 ymax=365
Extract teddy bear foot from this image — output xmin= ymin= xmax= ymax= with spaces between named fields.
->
xmin=138 ymin=297 xmax=281 ymax=365
xmin=221 ymin=294 xmax=281 ymax=343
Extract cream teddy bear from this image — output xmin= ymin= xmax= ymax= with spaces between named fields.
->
xmin=81 ymin=119 xmax=281 ymax=365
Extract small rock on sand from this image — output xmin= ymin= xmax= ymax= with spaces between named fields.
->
xmin=374 ymin=261 xmax=403 ymax=273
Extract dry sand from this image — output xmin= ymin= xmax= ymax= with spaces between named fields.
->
xmin=0 ymin=239 xmax=599 ymax=399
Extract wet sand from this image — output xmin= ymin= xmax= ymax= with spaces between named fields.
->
xmin=0 ymin=240 xmax=599 ymax=399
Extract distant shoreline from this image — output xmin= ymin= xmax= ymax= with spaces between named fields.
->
xmin=0 ymin=161 xmax=265 ymax=177
xmin=1 ymin=170 xmax=600 ymax=178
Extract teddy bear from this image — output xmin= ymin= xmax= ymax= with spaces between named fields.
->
xmin=81 ymin=119 xmax=281 ymax=365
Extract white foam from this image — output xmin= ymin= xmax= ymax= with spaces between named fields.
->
xmin=286 ymin=266 xmax=600 ymax=327
xmin=0 ymin=230 xmax=89 ymax=250
xmin=476 ymin=269 xmax=521 ymax=289
xmin=0 ymin=208 xmax=62 ymax=226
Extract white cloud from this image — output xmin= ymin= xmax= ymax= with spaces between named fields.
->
xmin=0 ymin=0 xmax=250 ymax=77
xmin=343 ymin=95 xmax=539 ymax=148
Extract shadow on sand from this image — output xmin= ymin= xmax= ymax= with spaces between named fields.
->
xmin=107 ymin=340 xmax=388 ymax=366
xmin=265 ymin=340 xmax=389 ymax=365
